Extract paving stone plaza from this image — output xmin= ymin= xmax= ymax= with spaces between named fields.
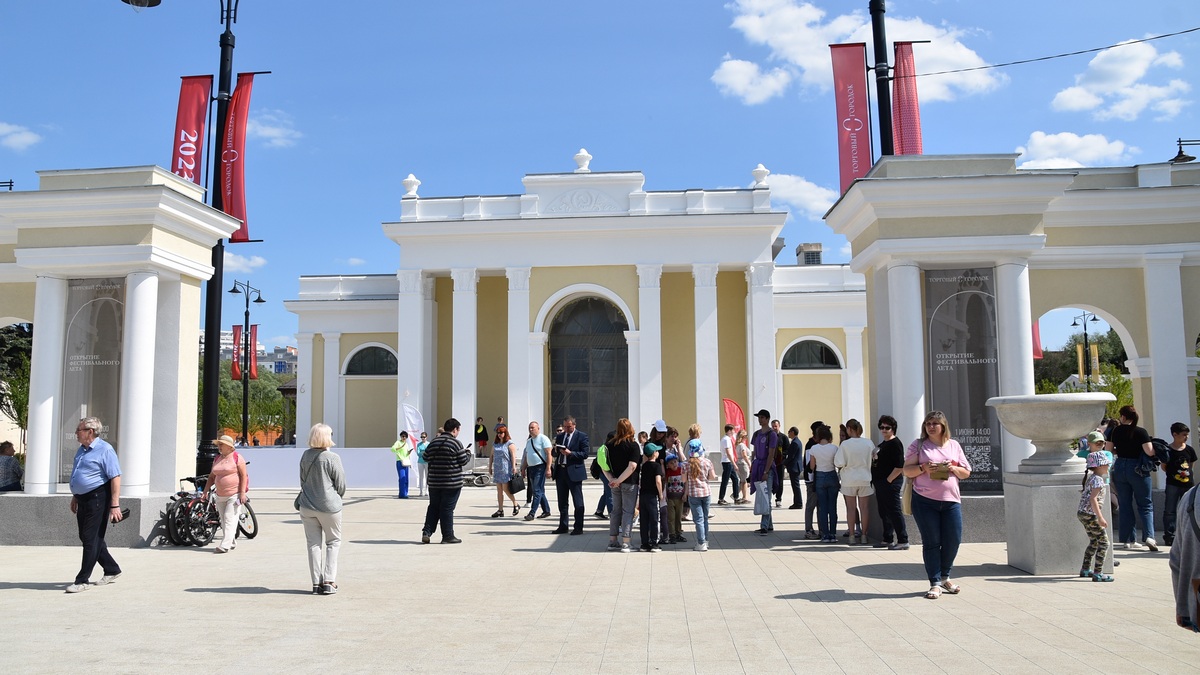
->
xmin=8 ymin=484 xmax=1198 ymax=674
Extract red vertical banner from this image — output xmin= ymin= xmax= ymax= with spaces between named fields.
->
xmin=722 ymin=398 xmax=746 ymax=434
xmin=248 ymin=325 xmax=259 ymax=380
xmin=892 ymin=42 xmax=924 ymax=155
xmin=171 ymin=75 xmax=213 ymax=184
xmin=222 ymin=73 xmax=255 ymax=242
xmin=231 ymin=325 xmax=243 ymax=380
xmin=830 ymin=43 xmax=873 ymax=192
xmin=1032 ymin=322 xmax=1044 ymax=360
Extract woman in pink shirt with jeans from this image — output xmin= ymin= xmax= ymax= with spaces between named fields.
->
xmin=903 ymin=411 xmax=971 ymax=599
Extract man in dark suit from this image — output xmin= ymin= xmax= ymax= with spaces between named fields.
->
xmin=552 ymin=416 xmax=590 ymax=534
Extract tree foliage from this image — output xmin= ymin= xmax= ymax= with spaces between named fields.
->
xmin=1033 ymin=328 xmax=1127 ymax=391
xmin=0 ymin=324 xmax=33 ymax=451
xmin=199 ymin=360 xmax=291 ymax=441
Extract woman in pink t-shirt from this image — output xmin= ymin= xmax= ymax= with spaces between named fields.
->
xmin=903 ymin=410 xmax=971 ymax=599
xmin=203 ymin=434 xmax=249 ymax=553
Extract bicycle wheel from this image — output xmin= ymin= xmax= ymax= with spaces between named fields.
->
xmin=166 ymin=495 xmax=192 ymax=546
xmin=236 ymin=502 xmax=259 ymax=539
xmin=184 ymin=499 xmax=218 ymax=547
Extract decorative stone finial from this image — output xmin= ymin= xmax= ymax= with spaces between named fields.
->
xmin=574 ymin=148 xmax=593 ymax=173
xmin=751 ymin=163 xmax=770 ymax=187
xmin=402 ymin=173 xmax=421 ymax=198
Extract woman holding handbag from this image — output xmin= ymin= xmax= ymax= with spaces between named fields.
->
xmin=489 ymin=425 xmax=521 ymax=518
xmin=903 ymin=410 xmax=971 ymax=599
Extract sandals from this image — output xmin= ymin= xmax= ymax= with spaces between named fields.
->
xmin=1079 ymin=569 xmax=1092 ymax=578
xmin=925 ymin=586 xmax=942 ymax=600
xmin=491 ymin=509 xmax=503 ymax=518
xmin=1091 ymin=573 xmax=1114 ymax=582
xmin=512 ymin=505 xmax=520 ymax=516
xmin=321 ymin=582 xmax=338 ymax=595
xmin=940 ymin=580 xmax=961 ymax=594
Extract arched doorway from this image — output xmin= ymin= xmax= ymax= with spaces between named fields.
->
xmin=548 ymin=297 xmax=628 ymax=441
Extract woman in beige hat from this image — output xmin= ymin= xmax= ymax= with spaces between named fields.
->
xmin=203 ymin=435 xmax=248 ymax=553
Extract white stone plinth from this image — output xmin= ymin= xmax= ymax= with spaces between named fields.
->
xmin=1003 ymin=471 xmax=1113 ymax=575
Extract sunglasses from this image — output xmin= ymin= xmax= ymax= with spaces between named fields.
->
xmin=924 ymin=421 xmax=943 ymax=427
xmin=879 ymin=425 xmax=893 ymax=431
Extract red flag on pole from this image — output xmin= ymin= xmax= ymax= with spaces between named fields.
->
xmin=249 ymin=325 xmax=259 ymax=380
xmin=231 ymin=324 xmax=242 ymax=380
xmin=722 ymin=399 xmax=746 ymax=434
xmin=222 ymin=73 xmax=255 ymax=242
xmin=1032 ymin=321 xmax=1044 ymax=360
xmin=892 ymin=42 xmax=923 ymax=155
xmin=171 ymin=75 xmax=212 ymax=185
xmin=830 ymin=44 xmax=873 ymax=192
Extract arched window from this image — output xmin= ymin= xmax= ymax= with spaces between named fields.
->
xmin=782 ymin=340 xmax=841 ymax=370
xmin=344 ymin=346 xmax=397 ymax=375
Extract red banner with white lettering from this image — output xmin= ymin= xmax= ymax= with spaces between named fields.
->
xmin=248 ymin=324 xmax=258 ymax=380
xmin=892 ymin=42 xmax=923 ymax=155
xmin=231 ymin=324 xmax=242 ymax=380
xmin=830 ymin=44 xmax=873 ymax=192
xmin=722 ymin=398 xmax=746 ymax=434
xmin=171 ymin=75 xmax=212 ymax=184
xmin=222 ymin=73 xmax=255 ymax=242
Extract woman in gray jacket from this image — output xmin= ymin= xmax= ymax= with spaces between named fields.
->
xmin=298 ymin=423 xmax=347 ymax=595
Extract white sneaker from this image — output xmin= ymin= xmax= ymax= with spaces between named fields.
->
xmin=1144 ymin=538 xmax=1159 ymax=552
xmin=694 ymin=542 xmax=708 ymax=552
xmin=95 ymin=573 xmax=122 ymax=586
xmin=1126 ymin=541 xmax=1144 ymax=551
xmin=65 ymin=583 xmax=90 ymax=594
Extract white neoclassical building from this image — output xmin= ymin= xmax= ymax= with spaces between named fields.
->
xmin=285 ymin=152 xmax=870 ymax=450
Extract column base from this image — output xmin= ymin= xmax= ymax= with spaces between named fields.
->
xmin=1003 ymin=472 xmax=1113 ymax=575
xmin=0 ymin=492 xmax=172 ymax=547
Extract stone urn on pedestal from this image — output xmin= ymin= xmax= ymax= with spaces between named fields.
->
xmin=987 ymin=392 xmax=1115 ymax=574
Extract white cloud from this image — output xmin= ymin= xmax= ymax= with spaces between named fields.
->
xmin=224 ymin=251 xmax=267 ymax=273
xmin=266 ymin=335 xmax=294 ymax=349
xmin=1015 ymin=131 xmax=1131 ymax=169
xmin=337 ymin=257 xmax=367 ymax=267
xmin=246 ymin=109 xmax=302 ymax=148
xmin=762 ymin=172 xmax=839 ymax=220
xmin=713 ymin=0 xmax=1004 ymax=105
xmin=1051 ymin=41 xmax=1190 ymax=121
xmin=0 ymin=121 xmax=43 ymax=151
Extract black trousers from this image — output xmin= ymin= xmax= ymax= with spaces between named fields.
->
xmin=423 ymin=486 xmax=462 ymax=539
xmin=555 ymin=473 xmax=585 ymax=531
xmin=74 ymin=484 xmax=121 ymax=585
xmin=873 ymin=477 xmax=909 ymax=544
xmin=639 ymin=493 xmax=660 ymax=548
xmin=787 ymin=468 xmax=803 ymax=507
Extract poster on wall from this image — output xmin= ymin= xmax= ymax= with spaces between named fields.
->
xmin=58 ymin=278 xmax=125 ymax=483
xmin=924 ymin=268 xmax=1002 ymax=492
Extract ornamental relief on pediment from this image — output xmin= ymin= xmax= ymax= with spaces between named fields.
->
xmin=543 ymin=189 xmax=621 ymax=214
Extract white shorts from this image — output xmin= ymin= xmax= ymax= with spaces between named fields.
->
xmin=840 ymin=484 xmax=875 ymax=497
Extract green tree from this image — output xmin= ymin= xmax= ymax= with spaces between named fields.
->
xmin=0 ymin=353 xmax=30 ymax=451
xmin=1096 ymin=362 xmax=1133 ymax=419
xmin=1033 ymin=327 xmax=1127 ymax=391
xmin=199 ymin=359 xmax=288 ymax=441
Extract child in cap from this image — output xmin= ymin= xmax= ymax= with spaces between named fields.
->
xmin=1079 ymin=449 xmax=1114 ymax=582
xmin=664 ymin=454 xmax=687 ymax=543
xmin=639 ymin=443 xmax=664 ymax=552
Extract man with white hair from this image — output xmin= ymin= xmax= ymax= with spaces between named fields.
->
xmin=66 ymin=417 xmax=124 ymax=593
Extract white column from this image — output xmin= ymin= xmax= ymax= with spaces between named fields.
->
xmin=506 ymin=267 xmax=532 ymax=429
xmin=746 ymin=263 xmax=777 ymax=415
xmin=529 ymin=332 xmax=548 ymax=428
xmin=25 ymin=275 xmax=68 ymax=494
xmin=1143 ymin=253 xmax=1190 ymax=437
xmin=117 ymin=271 xmax=158 ymax=496
xmin=693 ymin=263 xmax=720 ymax=441
xmin=637 ymin=264 xmax=663 ymax=423
xmin=397 ymin=270 xmax=425 ymax=433
xmin=624 ymin=331 xmax=642 ymax=430
xmin=843 ymin=326 xmax=866 ymax=423
xmin=886 ymin=260 xmax=925 ymax=446
xmin=421 ymin=277 xmax=436 ymax=426
xmin=995 ymin=259 xmax=1036 ymax=471
xmin=451 ymin=268 xmax=478 ymax=435
xmin=322 ymin=331 xmax=342 ymax=445
xmin=295 ymin=332 xmax=314 ymax=444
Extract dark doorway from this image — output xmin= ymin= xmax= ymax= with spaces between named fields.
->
xmin=548 ymin=297 xmax=629 ymax=442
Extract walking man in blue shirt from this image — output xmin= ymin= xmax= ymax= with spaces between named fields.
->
xmin=66 ymin=416 xmax=124 ymax=593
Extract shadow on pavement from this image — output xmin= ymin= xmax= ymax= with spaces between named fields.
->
xmin=776 ymin=588 xmax=918 ymax=602
xmin=184 ymin=586 xmax=312 ymax=595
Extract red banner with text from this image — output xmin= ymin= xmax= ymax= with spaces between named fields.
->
xmin=830 ymin=44 xmax=872 ymax=192
xmin=231 ymin=324 xmax=242 ymax=380
xmin=222 ymin=73 xmax=255 ymax=242
xmin=171 ymin=75 xmax=212 ymax=185
xmin=892 ymin=42 xmax=923 ymax=155
xmin=249 ymin=324 xmax=258 ymax=380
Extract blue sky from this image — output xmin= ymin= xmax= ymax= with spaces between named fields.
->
xmin=3 ymin=0 xmax=1197 ymax=352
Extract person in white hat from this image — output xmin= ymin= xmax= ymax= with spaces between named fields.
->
xmin=204 ymin=434 xmax=248 ymax=553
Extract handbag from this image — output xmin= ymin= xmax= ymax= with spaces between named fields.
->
xmin=752 ymin=480 xmax=771 ymax=515
xmin=508 ymin=473 xmax=526 ymax=495
xmin=901 ymin=478 xmax=913 ymax=516
xmin=295 ymin=458 xmax=314 ymax=511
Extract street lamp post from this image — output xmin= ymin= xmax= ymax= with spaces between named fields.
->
xmin=123 ymin=0 xmax=241 ymax=475
xmin=1071 ymin=311 xmax=1101 ymax=392
xmin=228 ymin=280 xmax=265 ymax=444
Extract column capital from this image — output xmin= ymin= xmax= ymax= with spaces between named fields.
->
xmin=746 ymin=262 xmax=774 ymax=287
xmin=995 ymin=257 xmax=1030 ymax=269
xmin=451 ymin=268 xmax=478 ymax=292
xmin=421 ymin=276 xmax=435 ymax=298
xmin=295 ymin=332 xmax=315 ymax=344
xmin=886 ymin=258 xmax=921 ymax=272
xmin=506 ymin=267 xmax=532 ymax=291
xmin=623 ymin=330 xmax=641 ymax=345
xmin=692 ymin=263 xmax=719 ymax=287
xmin=842 ymin=326 xmax=865 ymax=337
xmin=397 ymin=269 xmax=423 ymax=293
xmin=529 ymin=331 xmax=548 ymax=346
xmin=1143 ymin=251 xmax=1185 ymax=267
xmin=637 ymin=264 xmax=662 ymax=288
xmin=322 ymin=331 xmax=342 ymax=342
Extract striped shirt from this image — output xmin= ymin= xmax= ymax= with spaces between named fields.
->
xmin=424 ymin=433 xmax=471 ymax=489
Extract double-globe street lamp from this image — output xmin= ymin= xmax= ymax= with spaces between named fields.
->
xmin=1071 ymin=311 xmax=1101 ymax=392
xmin=122 ymin=0 xmax=241 ymax=475
xmin=228 ymin=280 xmax=265 ymax=445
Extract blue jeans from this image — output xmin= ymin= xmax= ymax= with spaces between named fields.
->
xmin=910 ymin=490 xmax=963 ymax=585
xmin=596 ymin=481 xmax=613 ymax=515
xmin=526 ymin=465 xmax=550 ymax=515
xmin=422 ymin=486 xmax=462 ymax=539
xmin=719 ymin=461 xmax=740 ymax=501
xmin=814 ymin=471 xmax=839 ymax=538
xmin=395 ymin=461 xmax=409 ymax=498
xmin=1112 ymin=457 xmax=1154 ymax=543
xmin=689 ymin=495 xmax=711 ymax=544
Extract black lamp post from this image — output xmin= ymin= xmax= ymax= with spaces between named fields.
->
xmin=123 ymin=0 xmax=241 ymax=476
xmin=1170 ymin=138 xmax=1200 ymax=163
xmin=1071 ymin=311 xmax=1101 ymax=392
xmin=228 ymin=280 xmax=265 ymax=445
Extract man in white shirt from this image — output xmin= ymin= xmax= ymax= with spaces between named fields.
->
xmin=717 ymin=424 xmax=740 ymax=505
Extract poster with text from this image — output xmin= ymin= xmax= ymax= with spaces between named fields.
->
xmin=924 ymin=268 xmax=1001 ymax=492
xmin=59 ymin=278 xmax=125 ymax=483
